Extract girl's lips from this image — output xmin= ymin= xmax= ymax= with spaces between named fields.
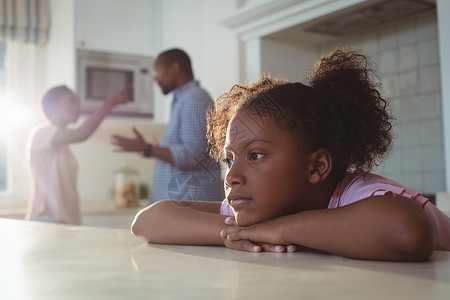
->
xmin=228 ymin=196 xmax=252 ymax=209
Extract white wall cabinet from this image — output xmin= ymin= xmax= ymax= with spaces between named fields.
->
xmin=75 ymin=0 xmax=161 ymax=57
xmin=73 ymin=0 xmax=171 ymax=124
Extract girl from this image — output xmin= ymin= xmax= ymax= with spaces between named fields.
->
xmin=131 ymin=48 xmax=450 ymax=261
xmin=26 ymin=85 xmax=129 ymax=225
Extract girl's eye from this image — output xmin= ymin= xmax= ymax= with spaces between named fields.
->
xmin=222 ymin=157 xmax=233 ymax=168
xmin=249 ymin=152 xmax=264 ymax=160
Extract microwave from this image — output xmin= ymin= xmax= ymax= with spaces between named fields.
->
xmin=76 ymin=49 xmax=153 ymax=117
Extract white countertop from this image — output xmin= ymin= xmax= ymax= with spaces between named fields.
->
xmin=1 ymin=218 xmax=449 ymax=299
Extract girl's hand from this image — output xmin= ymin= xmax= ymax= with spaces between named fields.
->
xmin=220 ymin=217 xmax=297 ymax=253
xmin=108 ymin=84 xmax=133 ymax=107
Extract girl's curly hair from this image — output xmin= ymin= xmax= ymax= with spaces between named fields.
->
xmin=206 ymin=47 xmax=393 ymax=179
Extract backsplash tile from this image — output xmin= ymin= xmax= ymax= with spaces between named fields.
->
xmin=397 ymin=21 xmax=416 ymax=45
xmin=420 ymin=119 xmax=443 ymax=145
xmin=397 ymin=70 xmax=419 ymax=95
xmin=422 ymin=144 xmax=445 ymax=172
xmin=419 ymin=91 xmax=441 ymax=119
xmin=423 ymin=170 xmax=446 ymax=194
xmin=398 ymin=45 xmax=418 ymax=71
xmin=418 ymin=39 xmax=439 ymax=67
xmin=417 ymin=15 xmax=438 ymax=40
xmin=321 ymin=11 xmax=444 ymax=194
xmin=379 ymin=28 xmax=397 ymax=51
xmin=419 ymin=65 xmax=440 ymax=92
xmin=379 ymin=49 xmax=397 ymax=74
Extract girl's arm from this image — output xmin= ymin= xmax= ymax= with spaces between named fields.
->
xmin=222 ymin=195 xmax=435 ymax=261
xmin=52 ymin=87 xmax=130 ymax=145
xmin=131 ymin=200 xmax=227 ymax=245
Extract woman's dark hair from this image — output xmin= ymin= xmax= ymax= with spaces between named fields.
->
xmin=206 ymin=47 xmax=393 ymax=179
xmin=41 ymin=85 xmax=72 ymax=119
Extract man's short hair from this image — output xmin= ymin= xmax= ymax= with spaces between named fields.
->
xmin=158 ymin=48 xmax=193 ymax=75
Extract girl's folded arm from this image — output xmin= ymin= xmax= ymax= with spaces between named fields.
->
xmin=281 ymin=195 xmax=434 ymax=261
xmin=131 ymin=200 xmax=227 ymax=245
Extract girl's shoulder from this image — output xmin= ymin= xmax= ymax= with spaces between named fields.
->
xmin=28 ymin=122 xmax=53 ymax=137
xmin=31 ymin=121 xmax=55 ymax=131
xmin=329 ymin=173 xmax=427 ymax=208
xmin=28 ymin=122 xmax=59 ymax=150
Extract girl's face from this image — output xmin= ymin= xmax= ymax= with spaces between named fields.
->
xmin=54 ymin=92 xmax=81 ymax=125
xmin=223 ymin=109 xmax=316 ymax=226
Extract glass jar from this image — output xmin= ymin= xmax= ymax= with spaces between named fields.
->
xmin=115 ymin=166 xmax=140 ymax=208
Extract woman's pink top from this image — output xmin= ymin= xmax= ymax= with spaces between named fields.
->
xmin=220 ymin=173 xmax=450 ymax=251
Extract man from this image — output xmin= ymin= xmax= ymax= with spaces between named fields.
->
xmin=111 ymin=48 xmax=223 ymax=203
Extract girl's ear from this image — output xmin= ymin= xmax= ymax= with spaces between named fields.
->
xmin=308 ymin=149 xmax=333 ymax=184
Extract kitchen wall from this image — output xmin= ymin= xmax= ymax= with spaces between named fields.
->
xmin=260 ymin=39 xmax=319 ymax=82
xmin=72 ymin=0 xmax=164 ymax=210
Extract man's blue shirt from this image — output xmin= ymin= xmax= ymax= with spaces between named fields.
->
xmin=151 ymin=80 xmax=223 ymax=202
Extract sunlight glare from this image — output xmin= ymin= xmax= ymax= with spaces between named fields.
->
xmin=0 ymin=96 xmax=34 ymax=139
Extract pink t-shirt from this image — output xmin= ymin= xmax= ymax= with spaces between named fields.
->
xmin=220 ymin=173 xmax=450 ymax=251
xmin=25 ymin=123 xmax=81 ymax=225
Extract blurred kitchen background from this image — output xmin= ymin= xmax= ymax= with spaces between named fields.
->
xmin=1 ymin=0 xmax=449 ymax=228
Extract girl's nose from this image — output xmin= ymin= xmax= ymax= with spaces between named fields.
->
xmin=225 ymin=162 xmax=246 ymax=187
